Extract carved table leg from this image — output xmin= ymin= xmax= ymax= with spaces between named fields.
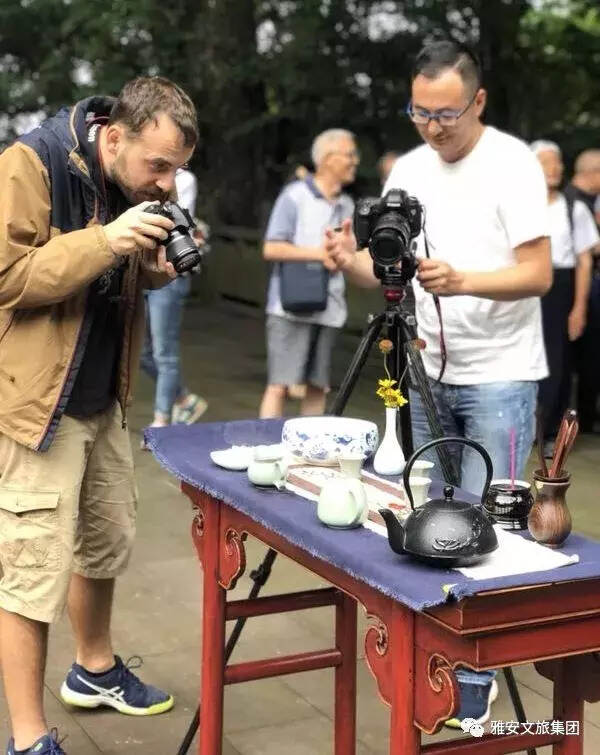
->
xmin=335 ymin=592 xmax=357 ymax=755
xmin=199 ymin=495 xmax=226 ymax=755
xmin=413 ymin=650 xmax=460 ymax=735
xmin=553 ymin=658 xmax=584 ymax=754
xmin=389 ymin=603 xmax=420 ymax=754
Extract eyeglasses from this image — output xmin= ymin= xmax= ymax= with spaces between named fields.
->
xmin=406 ymin=92 xmax=477 ymax=127
xmin=328 ymin=149 xmax=360 ymax=161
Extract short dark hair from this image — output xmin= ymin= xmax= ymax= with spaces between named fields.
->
xmin=109 ymin=76 xmax=198 ymax=148
xmin=412 ymin=41 xmax=482 ymax=95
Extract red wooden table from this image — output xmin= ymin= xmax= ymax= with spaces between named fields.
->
xmin=184 ymin=482 xmax=600 ymax=755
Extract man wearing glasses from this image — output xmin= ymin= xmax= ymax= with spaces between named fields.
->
xmin=325 ymin=40 xmax=551 ymax=728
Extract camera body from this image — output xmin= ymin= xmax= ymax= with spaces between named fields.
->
xmin=353 ymin=189 xmax=422 ymax=283
xmin=145 ymin=200 xmax=202 ymax=274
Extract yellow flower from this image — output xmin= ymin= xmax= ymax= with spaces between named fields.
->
xmin=376 ymin=379 xmax=408 ymax=408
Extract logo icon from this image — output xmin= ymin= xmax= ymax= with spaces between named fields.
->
xmin=460 ymin=717 xmax=485 ymax=738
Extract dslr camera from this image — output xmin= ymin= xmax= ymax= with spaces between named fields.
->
xmin=145 ymin=200 xmax=202 ymax=274
xmin=353 ymin=189 xmax=422 ymax=284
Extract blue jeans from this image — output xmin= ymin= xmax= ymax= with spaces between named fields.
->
xmin=140 ymin=276 xmax=191 ymax=417
xmin=409 ymin=379 xmax=537 ymax=698
xmin=409 ymin=380 xmax=538 ymax=495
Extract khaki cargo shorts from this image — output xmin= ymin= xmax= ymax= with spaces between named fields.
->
xmin=0 ymin=402 xmax=137 ymax=624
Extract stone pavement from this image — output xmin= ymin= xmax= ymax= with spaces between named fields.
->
xmin=1 ymin=297 xmax=599 ymax=754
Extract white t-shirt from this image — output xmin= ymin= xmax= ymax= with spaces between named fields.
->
xmin=383 ymin=126 xmax=549 ymax=385
xmin=175 ymin=168 xmax=198 ymax=216
xmin=548 ymin=195 xmax=599 ymax=268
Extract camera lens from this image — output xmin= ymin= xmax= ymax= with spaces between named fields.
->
xmin=370 ymin=213 xmax=411 ymax=266
xmin=165 ymin=231 xmax=201 ymax=274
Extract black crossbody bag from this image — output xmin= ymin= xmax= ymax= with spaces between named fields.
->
xmin=279 ymin=202 xmax=343 ymax=314
xmin=279 ymin=260 xmax=329 ymax=313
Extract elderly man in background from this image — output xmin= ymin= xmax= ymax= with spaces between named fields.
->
xmin=533 ymin=141 xmax=598 ymax=452
xmin=564 ymin=148 xmax=600 ymax=434
xmin=259 ymin=129 xmax=359 ymax=418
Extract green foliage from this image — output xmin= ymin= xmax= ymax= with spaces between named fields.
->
xmin=1 ymin=0 xmax=598 ymax=222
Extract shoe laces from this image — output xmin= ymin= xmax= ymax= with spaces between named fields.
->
xmin=46 ymin=728 xmax=67 ymax=754
xmin=117 ymin=655 xmax=147 ymax=695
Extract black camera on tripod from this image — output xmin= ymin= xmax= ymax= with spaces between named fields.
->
xmin=353 ymin=189 xmax=422 ymax=284
xmin=145 ymin=200 xmax=202 ymax=275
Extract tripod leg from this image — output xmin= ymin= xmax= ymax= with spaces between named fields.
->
xmin=386 ymin=319 xmax=413 ymax=455
xmin=329 ymin=315 xmax=384 ymax=416
xmin=177 ymin=549 xmax=278 ymax=755
xmin=404 ymin=340 xmax=460 ymax=486
xmin=503 ymin=667 xmax=537 ymax=755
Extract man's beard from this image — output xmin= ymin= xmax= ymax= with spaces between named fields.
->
xmin=110 ymin=155 xmax=167 ymax=206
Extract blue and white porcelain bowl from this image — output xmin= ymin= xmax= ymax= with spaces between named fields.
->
xmin=282 ymin=417 xmax=379 ymax=466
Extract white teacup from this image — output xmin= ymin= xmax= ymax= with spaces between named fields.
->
xmin=247 ymin=446 xmax=288 ymax=489
xmin=408 ymin=476 xmax=431 ymax=508
xmin=410 ymin=459 xmax=434 ymax=476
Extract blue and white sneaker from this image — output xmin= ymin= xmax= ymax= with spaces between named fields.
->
xmin=6 ymin=729 xmax=66 ymax=754
xmin=60 ymin=655 xmax=173 ymax=716
xmin=445 ymin=678 xmax=498 ymax=729
xmin=172 ymin=394 xmax=208 ymax=425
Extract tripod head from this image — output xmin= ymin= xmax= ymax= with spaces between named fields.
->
xmin=373 ymin=263 xmax=412 ymax=310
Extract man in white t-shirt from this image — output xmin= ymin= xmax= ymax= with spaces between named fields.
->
xmin=325 ymin=40 xmax=552 ymax=727
xmin=532 ymin=141 xmax=598 ymax=452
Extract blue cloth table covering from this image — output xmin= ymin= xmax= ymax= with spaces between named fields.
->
xmin=146 ymin=418 xmax=600 ymax=612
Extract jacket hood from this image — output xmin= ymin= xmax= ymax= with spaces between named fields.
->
xmin=40 ymin=95 xmax=115 ymax=186
xmin=72 ymin=95 xmax=116 ymax=174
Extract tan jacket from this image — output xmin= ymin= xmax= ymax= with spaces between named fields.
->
xmin=0 ymin=99 xmax=167 ymax=450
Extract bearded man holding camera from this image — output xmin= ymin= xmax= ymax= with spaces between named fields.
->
xmin=326 ymin=40 xmax=552 ymax=728
xmin=0 ymin=76 xmax=197 ymax=755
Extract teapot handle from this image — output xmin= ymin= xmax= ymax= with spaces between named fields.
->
xmin=348 ymin=487 xmax=364 ymax=525
xmin=402 ymin=436 xmax=493 ymax=510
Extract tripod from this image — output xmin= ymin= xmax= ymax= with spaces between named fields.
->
xmin=329 ymin=269 xmax=459 ymax=484
xmin=177 ymin=270 xmax=532 ymax=754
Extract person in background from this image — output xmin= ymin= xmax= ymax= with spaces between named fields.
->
xmin=565 ymin=149 xmax=600 ymax=224
xmin=533 ymin=141 xmax=598 ymax=453
xmin=287 ymin=164 xmax=311 ymax=401
xmin=376 ymin=150 xmax=399 ymax=186
xmin=325 ymin=40 xmax=552 ymax=730
xmin=258 ymin=129 xmax=358 ymax=418
xmin=140 ymin=167 xmax=208 ymax=434
xmin=564 ymin=148 xmax=600 ymax=433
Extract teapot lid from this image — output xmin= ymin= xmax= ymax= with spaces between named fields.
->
xmin=253 ymin=444 xmax=285 ymax=462
xmin=427 ymin=485 xmax=471 ymax=510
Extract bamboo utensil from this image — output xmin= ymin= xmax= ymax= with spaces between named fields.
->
xmin=549 ymin=409 xmax=578 ymax=479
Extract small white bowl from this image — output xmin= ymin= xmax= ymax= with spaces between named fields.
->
xmin=210 ymin=446 xmax=254 ymax=471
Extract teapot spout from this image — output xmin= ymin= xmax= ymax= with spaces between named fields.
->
xmin=378 ymin=509 xmax=406 ymax=555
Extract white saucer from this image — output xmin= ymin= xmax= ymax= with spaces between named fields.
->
xmin=210 ymin=446 xmax=254 ymax=471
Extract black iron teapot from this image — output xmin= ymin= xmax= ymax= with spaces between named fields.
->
xmin=379 ymin=437 xmax=499 ymax=567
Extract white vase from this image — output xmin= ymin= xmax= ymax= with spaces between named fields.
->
xmin=373 ymin=407 xmax=406 ymax=476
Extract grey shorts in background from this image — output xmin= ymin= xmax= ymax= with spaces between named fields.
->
xmin=266 ymin=314 xmax=338 ymax=390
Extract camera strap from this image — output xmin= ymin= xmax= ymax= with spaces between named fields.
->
xmin=423 ymin=233 xmax=447 ymax=383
